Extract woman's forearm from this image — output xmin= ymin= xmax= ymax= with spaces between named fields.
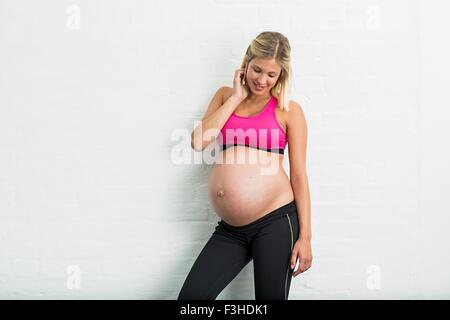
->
xmin=192 ymin=94 xmax=243 ymax=151
xmin=290 ymin=174 xmax=312 ymax=240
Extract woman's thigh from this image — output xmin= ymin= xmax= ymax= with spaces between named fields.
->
xmin=252 ymin=212 xmax=299 ymax=300
xmin=178 ymin=226 xmax=252 ymax=300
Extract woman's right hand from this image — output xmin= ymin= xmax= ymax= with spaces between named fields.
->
xmin=232 ymin=68 xmax=249 ymax=101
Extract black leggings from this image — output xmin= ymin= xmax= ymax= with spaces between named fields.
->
xmin=178 ymin=200 xmax=299 ymax=300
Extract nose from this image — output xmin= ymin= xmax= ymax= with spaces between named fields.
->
xmin=256 ymin=76 xmax=267 ymax=84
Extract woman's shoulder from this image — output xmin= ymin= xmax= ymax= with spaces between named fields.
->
xmin=287 ymin=99 xmax=302 ymax=111
xmin=285 ymin=99 xmax=307 ymax=130
xmin=220 ymin=86 xmax=234 ymax=103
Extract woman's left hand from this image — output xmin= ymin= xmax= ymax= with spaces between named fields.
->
xmin=290 ymin=238 xmax=313 ymax=277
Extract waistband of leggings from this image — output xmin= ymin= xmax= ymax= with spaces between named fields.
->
xmin=220 ymin=200 xmax=297 ymax=231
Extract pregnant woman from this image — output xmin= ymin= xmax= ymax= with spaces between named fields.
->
xmin=178 ymin=31 xmax=312 ymax=300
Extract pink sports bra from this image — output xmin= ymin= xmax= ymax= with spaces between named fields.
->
xmin=217 ymin=95 xmax=288 ymax=154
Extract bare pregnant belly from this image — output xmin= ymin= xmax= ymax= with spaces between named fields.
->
xmin=208 ymin=146 xmax=295 ymax=227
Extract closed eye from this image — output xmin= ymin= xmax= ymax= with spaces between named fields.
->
xmin=254 ymin=68 xmax=276 ymax=78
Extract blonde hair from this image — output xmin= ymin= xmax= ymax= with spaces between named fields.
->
xmin=240 ymin=31 xmax=293 ymax=111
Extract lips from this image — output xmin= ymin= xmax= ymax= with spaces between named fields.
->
xmin=253 ymin=81 xmax=265 ymax=90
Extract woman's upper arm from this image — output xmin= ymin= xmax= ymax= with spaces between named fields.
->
xmin=287 ymin=100 xmax=308 ymax=181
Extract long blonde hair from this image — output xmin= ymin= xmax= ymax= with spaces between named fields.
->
xmin=240 ymin=31 xmax=293 ymax=111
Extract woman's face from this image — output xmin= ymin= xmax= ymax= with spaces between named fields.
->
xmin=246 ymin=58 xmax=282 ymax=95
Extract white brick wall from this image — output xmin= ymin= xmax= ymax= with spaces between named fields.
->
xmin=0 ymin=0 xmax=449 ymax=299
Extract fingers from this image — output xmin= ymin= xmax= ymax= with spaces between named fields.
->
xmin=234 ymin=68 xmax=245 ymax=84
xmin=291 ymin=254 xmax=301 ymax=277
xmin=290 ymin=254 xmax=297 ymax=271
xmin=292 ymin=257 xmax=312 ymax=278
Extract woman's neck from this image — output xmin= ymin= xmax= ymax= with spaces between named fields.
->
xmin=244 ymin=92 xmax=272 ymax=104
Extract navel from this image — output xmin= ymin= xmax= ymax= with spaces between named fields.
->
xmin=216 ymin=190 xmax=225 ymax=198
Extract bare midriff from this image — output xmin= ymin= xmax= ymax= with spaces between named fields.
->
xmin=208 ymin=145 xmax=295 ymax=227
